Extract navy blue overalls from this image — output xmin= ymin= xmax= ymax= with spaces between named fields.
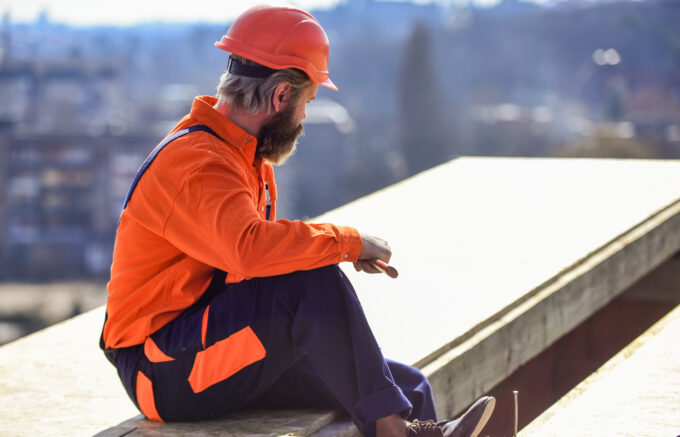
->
xmin=101 ymin=126 xmax=437 ymax=436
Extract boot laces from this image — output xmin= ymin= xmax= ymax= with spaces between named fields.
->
xmin=406 ymin=419 xmax=445 ymax=437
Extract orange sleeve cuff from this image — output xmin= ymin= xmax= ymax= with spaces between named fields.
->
xmin=337 ymin=226 xmax=363 ymax=263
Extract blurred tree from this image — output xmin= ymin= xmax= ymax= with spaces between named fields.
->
xmin=398 ymin=22 xmax=453 ymax=176
xmin=604 ymin=86 xmax=625 ymax=121
xmin=603 ymin=75 xmax=626 ymax=121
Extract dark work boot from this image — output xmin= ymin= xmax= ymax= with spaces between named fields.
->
xmin=405 ymin=396 xmax=495 ymax=437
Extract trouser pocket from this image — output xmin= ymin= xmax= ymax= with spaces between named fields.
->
xmin=188 ymin=314 xmax=267 ymax=394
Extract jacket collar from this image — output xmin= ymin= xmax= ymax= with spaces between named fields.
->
xmin=189 ymin=95 xmax=259 ymax=165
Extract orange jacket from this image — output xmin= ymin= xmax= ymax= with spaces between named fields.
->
xmin=103 ymin=96 xmax=363 ymax=349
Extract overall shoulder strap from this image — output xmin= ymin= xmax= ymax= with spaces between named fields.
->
xmin=121 ymin=124 xmax=222 ymax=211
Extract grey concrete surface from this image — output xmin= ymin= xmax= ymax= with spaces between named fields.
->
xmin=519 ymin=303 xmax=680 ymax=437
xmin=2 ymin=157 xmax=680 ymax=436
xmin=0 ymin=306 xmax=336 ymax=437
xmin=96 ymin=409 xmax=340 ymax=437
xmin=0 ymin=307 xmax=138 ymax=437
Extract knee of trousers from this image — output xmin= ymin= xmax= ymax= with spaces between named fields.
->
xmin=287 ymin=264 xmax=358 ymax=314
xmin=277 ymin=265 xmax=361 ymax=341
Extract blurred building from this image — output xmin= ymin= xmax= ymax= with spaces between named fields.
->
xmin=0 ymin=44 xmax=155 ymax=280
xmin=0 ymin=129 xmax=156 ymax=280
xmin=1 ymin=0 xmax=680 ymax=279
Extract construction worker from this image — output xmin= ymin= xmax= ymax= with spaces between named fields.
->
xmin=100 ymin=4 xmax=494 ymax=437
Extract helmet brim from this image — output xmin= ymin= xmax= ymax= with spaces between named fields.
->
xmin=319 ymin=77 xmax=338 ymax=92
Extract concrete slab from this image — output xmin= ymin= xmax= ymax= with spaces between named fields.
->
xmin=0 ymin=306 xmax=338 ymax=437
xmin=321 ymin=157 xmax=680 ymax=417
xmin=0 ymin=307 xmax=138 ymax=437
xmin=324 ymin=157 xmax=680 ymax=368
xmin=2 ymin=157 xmax=680 ymax=436
xmin=519 ymin=303 xmax=680 ymax=437
xmin=96 ymin=409 xmax=339 ymax=437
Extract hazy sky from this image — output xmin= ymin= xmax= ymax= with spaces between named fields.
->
xmin=2 ymin=0 xmax=504 ymax=26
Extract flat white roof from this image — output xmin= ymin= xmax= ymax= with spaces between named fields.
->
xmin=322 ymin=157 xmax=680 ymax=367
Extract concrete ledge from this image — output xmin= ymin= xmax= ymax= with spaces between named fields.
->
xmin=96 ymin=409 xmax=339 ymax=437
xmin=320 ymin=157 xmax=680 ymax=419
xmin=519 ymin=303 xmax=680 ymax=436
xmin=421 ymin=196 xmax=680 ymax=418
xmin=0 ymin=306 xmax=338 ymax=437
xmin=0 ymin=307 xmax=137 ymax=436
xmin=2 ymin=157 xmax=680 ymax=436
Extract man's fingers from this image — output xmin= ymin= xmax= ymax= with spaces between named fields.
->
xmin=353 ymin=260 xmax=397 ymax=277
xmin=356 ymin=260 xmax=381 ymax=274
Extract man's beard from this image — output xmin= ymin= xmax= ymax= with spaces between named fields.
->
xmin=256 ymin=103 xmax=304 ymax=166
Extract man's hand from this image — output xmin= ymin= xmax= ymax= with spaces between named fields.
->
xmin=354 ymin=234 xmax=391 ymax=274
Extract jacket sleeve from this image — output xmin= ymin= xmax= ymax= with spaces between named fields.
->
xmin=162 ymin=160 xmax=363 ymax=278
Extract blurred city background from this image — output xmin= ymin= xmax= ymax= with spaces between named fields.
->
xmin=0 ymin=0 xmax=679 ymax=344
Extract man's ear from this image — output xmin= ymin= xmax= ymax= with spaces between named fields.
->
xmin=271 ymin=82 xmax=291 ymax=113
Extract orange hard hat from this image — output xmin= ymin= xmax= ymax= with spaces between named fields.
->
xmin=215 ymin=4 xmax=337 ymax=91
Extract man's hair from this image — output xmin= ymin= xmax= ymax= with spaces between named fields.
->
xmin=216 ymin=55 xmax=312 ymax=114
